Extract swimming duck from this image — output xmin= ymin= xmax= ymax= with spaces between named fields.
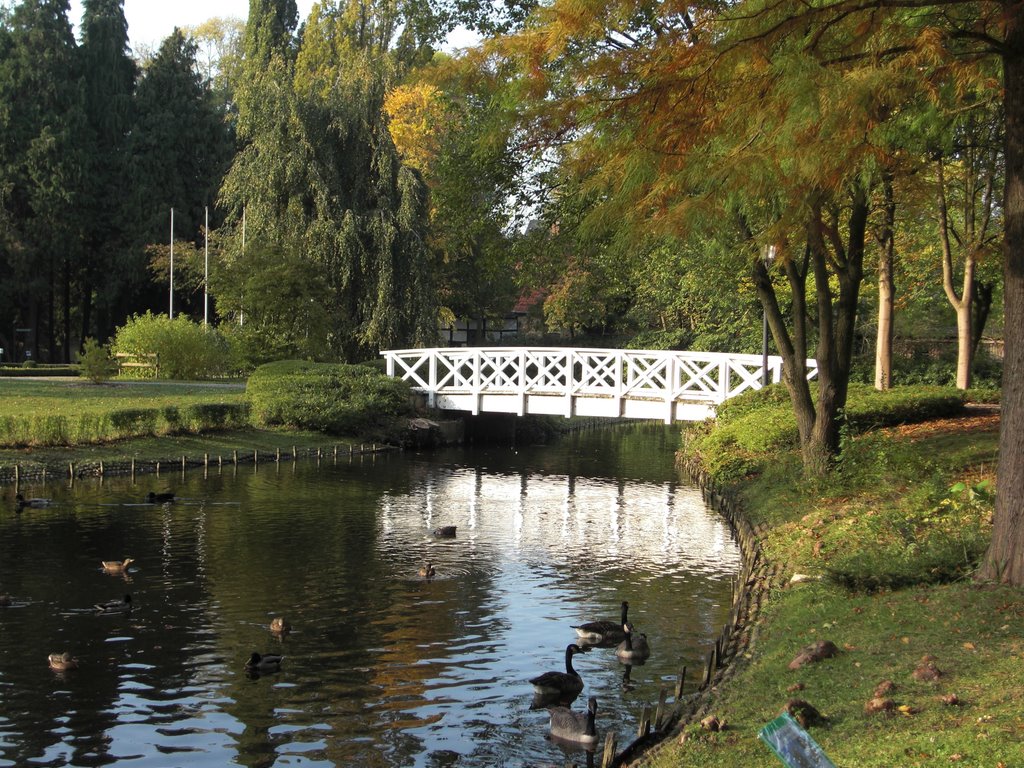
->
xmin=418 ymin=561 xmax=436 ymax=579
xmin=146 ymin=491 xmax=175 ymax=503
xmin=101 ymin=558 xmax=135 ymax=572
xmin=548 ymin=696 xmax=599 ymax=746
xmin=615 ymin=622 xmax=651 ymax=662
xmin=0 ymin=594 xmax=11 ymax=607
xmin=245 ymin=652 xmax=283 ymax=673
xmin=48 ymin=652 xmax=79 ymax=671
xmin=15 ymin=493 xmax=53 ymax=511
xmin=572 ymin=600 xmax=629 ymax=644
xmin=269 ymin=617 xmax=291 ymax=634
xmin=530 ymin=644 xmax=585 ymax=699
xmin=95 ymin=594 xmax=133 ymax=613
xmin=432 ymin=525 xmax=457 ymax=538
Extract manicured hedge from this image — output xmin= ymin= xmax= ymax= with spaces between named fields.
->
xmin=247 ymin=360 xmax=412 ymax=436
xmin=0 ymin=365 xmax=78 ymax=377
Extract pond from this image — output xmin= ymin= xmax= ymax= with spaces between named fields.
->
xmin=0 ymin=422 xmax=741 ymax=767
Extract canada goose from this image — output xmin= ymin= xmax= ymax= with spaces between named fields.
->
xmin=615 ymin=623 xmax=651 ymax=662
xmin=15 ymin=493 xmax=53 ymax=510
xmin=548 ymin=696 xmax=599 ymax=746
xmin=245 ymin=652 xmax=283 ymax=673
xmin=530 ymin=644 xmax=585 ymax=698
xmin=95 ymin=594 xmax=133 ymax=613
xmin=48 ymin=652 xmax=79 ymax=671
xmin=418 ymin=561 xmax=436 ymax=579
xmin=101 ymin=558 xmax=134 ymax=572
xmin=572 ymin=601 xmax=629 ymax=644
xmin=270 ymin=617 xmax=291 ymax=634
xmin=432 ymin=525 xmax=457 ymax=538
xmin=147 ymin=491 xmax=175 ymax=503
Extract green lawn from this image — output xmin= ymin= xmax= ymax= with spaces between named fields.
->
xmin=0 ymin=379 xmax=246 ymax=419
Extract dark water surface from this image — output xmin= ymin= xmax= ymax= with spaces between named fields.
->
xmin=0 ymin=423 xmax=741 ymax=767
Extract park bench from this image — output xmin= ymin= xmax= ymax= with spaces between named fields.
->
xmin=114 ymin=352 xmax=159 ymax=377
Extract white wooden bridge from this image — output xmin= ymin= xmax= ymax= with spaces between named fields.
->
xmin=382 ymin=347 xmax=817 ymax=423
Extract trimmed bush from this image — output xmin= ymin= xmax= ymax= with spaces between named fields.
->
xmin=0 ymin=365 xmax=78 ymax=377
xmin=112 ymin=312 xmax=234 ymax=379
xmin=247 ymin=360 xmax=412 ymax=436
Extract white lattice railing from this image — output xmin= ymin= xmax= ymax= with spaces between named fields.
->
xmin=382 ymin=347 xmax=818 ymax=423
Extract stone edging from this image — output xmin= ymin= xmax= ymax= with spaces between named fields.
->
xmin=611 ymin=456 xmax=783 ymax=767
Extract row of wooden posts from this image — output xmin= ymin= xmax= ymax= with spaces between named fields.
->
xmin=577 ymin=461 xmax=769 ymax=768
xmin=5 ymin=442 xmax=392 ymax=486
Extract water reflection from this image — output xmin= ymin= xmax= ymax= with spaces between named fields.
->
xmin=0 ymin=423 xmax=740 ymax=767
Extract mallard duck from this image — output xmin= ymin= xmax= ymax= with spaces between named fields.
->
xmin=432 ymin=525 xmax=457 ymax=538
xmin=572 ymin=600 xmax=629 ymax=644
xmin=101 ymin=558 xmax=134 ymax=572
xmin=615 ymin=622 xmax=651 ymax=662
xmin=269 ymin=617 xmax=291 ymax=634
xmin=48 ymin=652 xmax=79 ymax=671
xmin=548 ymin=696 xmax=599 ymax=746
xmin=15 ymin=493 xmax=53 ymax=511
xmin=530 ymin=644 xmax=585 ymax=698
xmin=95 ymin=594 xmax=133 ymax=613
xmin=245 ymin=652 xmax=283 ymax=673
xmin=418 ymin=561 xmax=436 ymax=579
xmin=146 ymin=491 xmax=175 ymax=503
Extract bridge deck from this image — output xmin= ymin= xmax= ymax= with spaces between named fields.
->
xmin=382 ymin=347 xmax=814 ymax=424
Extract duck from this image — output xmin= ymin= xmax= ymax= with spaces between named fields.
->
xmin=146 ymin=491 xmax=175 ymax=503
xmin=0 ymin=594 xmax=11 ymax=607
xmin=418 ymin=561 xmax=436 ymax=579
xmin=245 ymin=652 xmax=283 ymax=673
xmin=615 ymin=622 xmax=651 ymax=662
xmin=269 ymin=617 xmax=291 ymax=634
xmin=95 ymin=594 xmax=133 ymax=613
xmin=15 ymin=493 xmax=53 ymax=511
xmin=432 ymin=525 xmax=457 ymax=538
xmin=572 ymin=600 xmax=630 ymax=644
xmin=48 ymin=652 xmax=79 ymax=671
xmin=101 ymin=558 xmax=135 ymax=572
xmin=548 ymin=696 xmax=599 ymax=746
xmin=530 ymin=644 xmax=585 ymax=699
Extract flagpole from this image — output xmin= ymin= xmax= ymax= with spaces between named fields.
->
xmin=204 ymin=206 xmax=209 ymax=326
xmin=169 ymin=207 xmax=174 ymax=319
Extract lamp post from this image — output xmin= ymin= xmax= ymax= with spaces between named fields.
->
xmin=760 ymin=245 xmax=776 ymax=387
xmin=169 ymin=207 xmax=175 ymax=320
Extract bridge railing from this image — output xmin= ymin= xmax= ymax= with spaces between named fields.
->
xmin=382 ymin=347 xmax=818 ymax=422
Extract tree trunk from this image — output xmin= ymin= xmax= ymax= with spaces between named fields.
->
xmin=955 ymin=301 xmax=974 ymax=390
xmin=971 ymin=280 xmax=993 ymax=359
xmin=875 ymin=175 xmax=895 ymax=390
xmin=981 ymin=15 xmax=1024 ymax=585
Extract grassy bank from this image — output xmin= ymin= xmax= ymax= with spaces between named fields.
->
xmin=0 ymin=378 xmax=396 ymax=481
xmin=0 ymin=379 xmax=248 ymax=447
xmin=641 ymin=390 xmax=1021 ymax=767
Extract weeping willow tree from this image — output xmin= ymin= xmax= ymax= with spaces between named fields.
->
xmin=219 ymin=0 xmax=439 ymax=361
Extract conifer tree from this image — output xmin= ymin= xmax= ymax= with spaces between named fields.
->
xmin=78 ymin=0 xmax=136 ymax=343
xmin=0 ymin=0 xmax=85 ymax=361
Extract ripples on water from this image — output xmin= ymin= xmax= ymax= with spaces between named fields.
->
xmin=0 ymin=423 xmax=740 ymax=767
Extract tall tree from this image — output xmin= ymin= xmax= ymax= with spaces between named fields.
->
xmin=491 ymin=0 xmax=1019 ymax=577
xmin=0 ymin=0 xmax=85 ymax=362
xmin=78 ymin=0 xmax=136 ymax=345
xmin=129 ymin=28 xmax=233 ymax=320
xmin=220 ymin=0 xmax=438 ymax=360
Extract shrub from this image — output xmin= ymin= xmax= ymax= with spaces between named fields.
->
xmin=112 ymin=312 xmax=233 ymax=380
xmin=247 ymin=360 xmax=412 ymax=436
xmin=78 ymin=338 xmax=116 ymax=383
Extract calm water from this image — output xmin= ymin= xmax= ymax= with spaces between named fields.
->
xmin=0 ymin=423 xmax=741 ymax=768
